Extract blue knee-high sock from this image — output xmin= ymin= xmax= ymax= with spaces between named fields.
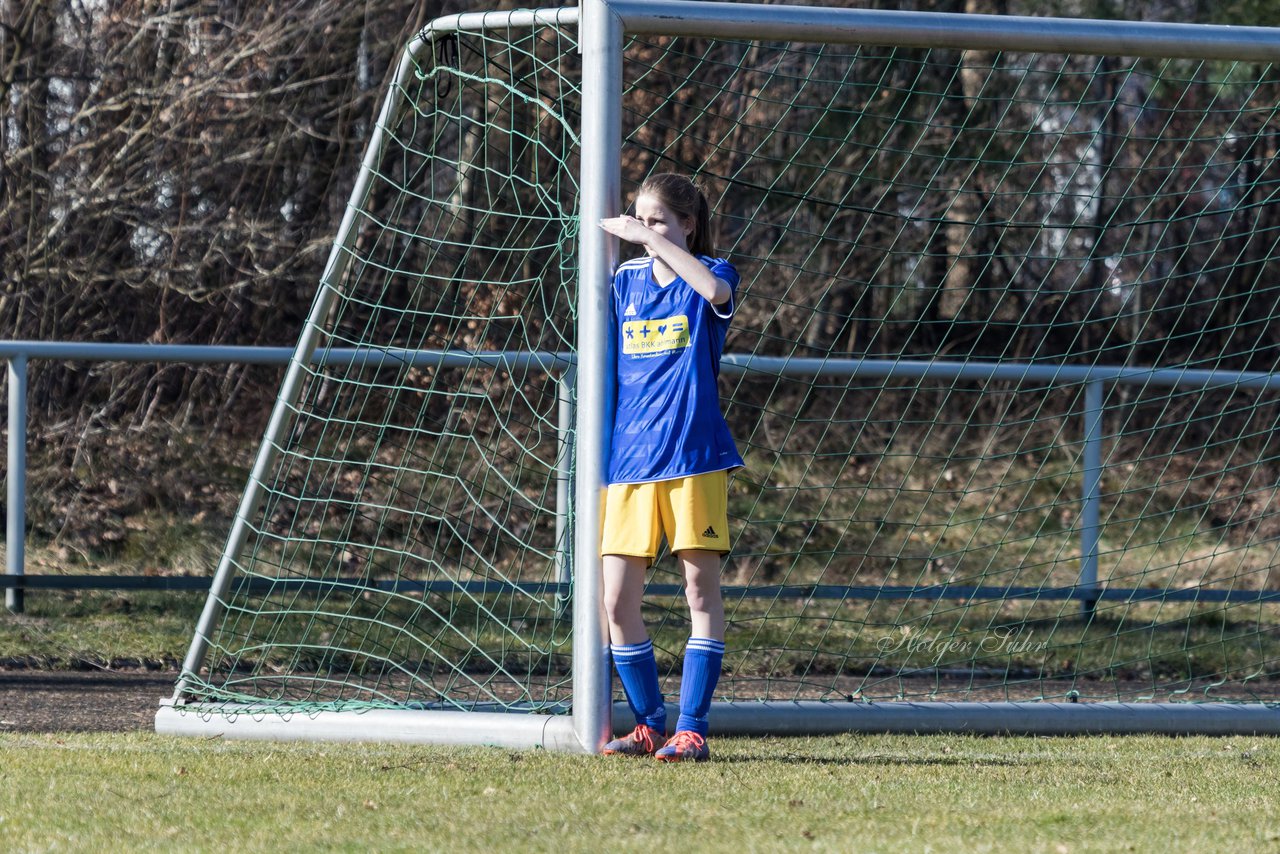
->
xmin=676 ymin=637 xmax=725 ymax=737
xmin=612 ymin=640 xmax=667 ymax=733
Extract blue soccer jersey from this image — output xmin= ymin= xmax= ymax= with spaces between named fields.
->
xmin=608 ymin=255 xmax=744 ymax=484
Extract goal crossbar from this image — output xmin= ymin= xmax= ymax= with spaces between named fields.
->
xmin=609 ymin=0 xmax=1280 ymax=61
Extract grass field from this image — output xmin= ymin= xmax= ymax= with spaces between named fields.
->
xmin=2 ymin=731 xmax=1278 ymax=852
xmin=5 ymin=449 xmax=1280 ymax=851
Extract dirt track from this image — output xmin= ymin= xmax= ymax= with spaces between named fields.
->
xmin=0 ymin=670 xmax=177 ymax=733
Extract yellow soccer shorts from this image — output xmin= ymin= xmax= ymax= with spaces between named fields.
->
xmin=599 ymin=469 xmax=731 ymax=559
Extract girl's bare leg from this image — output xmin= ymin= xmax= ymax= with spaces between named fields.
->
xmin=602 ymin=553 xmax=650 ymax=644
xmin=677 ymin=549 xmax=724 ymax=641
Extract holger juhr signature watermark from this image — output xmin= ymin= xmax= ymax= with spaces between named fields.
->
xmin=875 ymin=626 xmax=1048 ymax=667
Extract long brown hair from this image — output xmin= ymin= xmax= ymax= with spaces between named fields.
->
xmin=637 ymin=173 xmax=714 ymax=257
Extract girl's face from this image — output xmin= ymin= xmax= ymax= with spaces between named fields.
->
xmin=635 ymin=193 xmax=693 ymax=255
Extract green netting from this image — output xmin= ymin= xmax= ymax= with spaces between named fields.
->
xmin=182 ymin=14 xmax=1280 ymax=716
xmin=635 ymin=36 xmax=1280 ymax=704
xmin=182 ymin=21 xmax=584 ymax=714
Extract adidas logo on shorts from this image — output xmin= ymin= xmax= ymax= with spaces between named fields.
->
xmin=703 ymin=526 xmax=719 ymax=539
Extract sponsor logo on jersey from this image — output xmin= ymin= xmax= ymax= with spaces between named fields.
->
xmin=624 ymin=303 xmax=638 ymax=317
xmin=622 ymin=315 xmax=690 ymax=355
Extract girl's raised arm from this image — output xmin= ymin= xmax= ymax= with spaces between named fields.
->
xmin=599 ymin=214 xmax=732 ymax=306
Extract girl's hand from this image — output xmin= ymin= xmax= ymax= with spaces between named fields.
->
xmin=598 ymin=215 xmax=655 ymax=247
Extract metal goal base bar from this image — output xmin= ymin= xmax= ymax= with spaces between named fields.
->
xmin=154 ymin=704 xmax=585 ymax=751
xmin=156 ymin=700 xmax=1280 ymax=750
xmin=702 ymin=701 xmax=1280 ymax=736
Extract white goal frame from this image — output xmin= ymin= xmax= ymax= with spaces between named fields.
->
xmin=157 ymin=0 xmax=1280 ymax=751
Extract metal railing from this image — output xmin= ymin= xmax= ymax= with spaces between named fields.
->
xmin=0 ymin=341 xmax=578 ymax=613
xmin=6 ymin=341 xmax=1280 ymax=615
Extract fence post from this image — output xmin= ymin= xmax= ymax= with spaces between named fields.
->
xmin=6 ymin=355 xmax=27 ymax=614
xmin=1079 ymin=380 xmax=1104 ymax=618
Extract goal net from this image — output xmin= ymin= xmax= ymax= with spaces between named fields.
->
xmin=161 ymin=2 xmax=1280 ymax=746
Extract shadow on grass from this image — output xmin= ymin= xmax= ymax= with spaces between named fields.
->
xmin=713 ymin=751 xmax=1044 ymax=768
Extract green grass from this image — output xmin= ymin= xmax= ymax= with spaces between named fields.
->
xmin=7 ymin=584 xmax=1280 ymax=705
xmin=2 ymin=732 xmax=1278 ymax=852
xmin=0 ymin=590 xmax=202 ymax=666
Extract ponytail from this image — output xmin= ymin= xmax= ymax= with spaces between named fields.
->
xmin=689 ymin=190 xmax=713 ymax=257
xmin=637 ymin=173 xmax=715 ymax=257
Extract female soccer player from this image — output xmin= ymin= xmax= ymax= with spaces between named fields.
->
xmin=596 ymin=173 xmax=742 ymax=762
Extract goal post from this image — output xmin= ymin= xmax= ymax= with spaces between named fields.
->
xmin=159 ymin=0 xmax=1280 ymax=750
